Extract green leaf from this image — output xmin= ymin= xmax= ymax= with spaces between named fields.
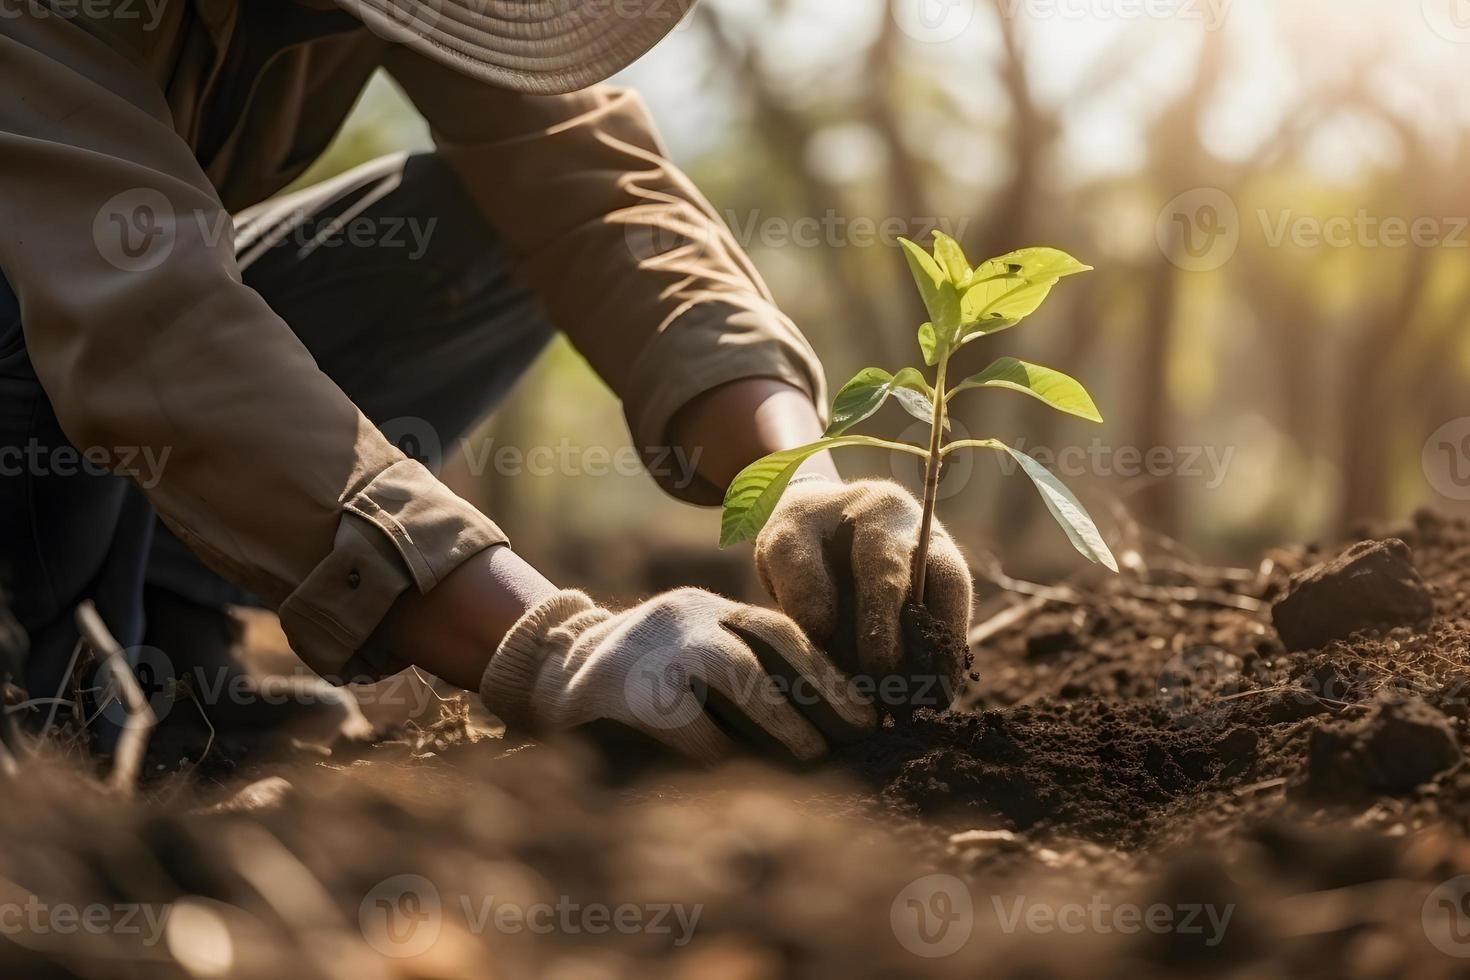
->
xmin=956 ymin=247 xmax=1092 ymax=342
xmin=957 ymin=282 xmax=1049 ymax=337
xmin=826 ymin=367 xmax=936 ymax=436
xmin=827 ymin=368 xmax=898 ymax=436
xmin=994 ymin=443 xmax=1117 ymax=572
xmin=985 ymin=247 xmax=1092 ymax=282
xmin=931 ymin=231 xmax=972 ymax=285
xmin=891 ymin=384 xmax=943 ymax=428
xmin=720 ymin=436 xmax=926 ymax=547
xmin=949 ymin=357 xmax=1103 ymax=423
xmin=899 ymin=238 xmax=961 ymax=345
xmin=918 ymin=322 xmax=940 ymax=366
xmin=889 ymin=366 xmax=946 ymax=429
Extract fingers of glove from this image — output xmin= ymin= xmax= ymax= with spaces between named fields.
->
xmin=754 ymin=521 xmax=839 ymax=643
xmin=691 ymin=638 xmax=830 ymax=763
xmin=636 ymin=710 xmax=739 ymax=767
xmin=724 ymin=605 xmax=878 ymax=740
xmin=850 ymin=519 xmax=917 ymax=680
xmin=694 ymin=675 xmax=822 ymax=762
xmin=819 ymin=518 xmax=862 ymax=679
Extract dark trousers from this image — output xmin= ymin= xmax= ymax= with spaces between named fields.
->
xmin=0 ymin=153 xmax=554 ymax=700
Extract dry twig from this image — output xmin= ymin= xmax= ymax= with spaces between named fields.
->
xmin=75 ymin=601 xmax=156 ymax=795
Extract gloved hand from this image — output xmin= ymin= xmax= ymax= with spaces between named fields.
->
xmin=754 ymin=478 xmax=973 ymax=701
xmin=480 ymin=587 xmax=877 ymax=765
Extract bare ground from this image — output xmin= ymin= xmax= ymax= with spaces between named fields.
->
xmin=5 ymin=511 xmax=1470 ymax=978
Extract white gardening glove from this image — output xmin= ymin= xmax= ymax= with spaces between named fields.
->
xmin=480 ymin=588 xmax=877 ymax=765
xmin=754 ymin=478 xmax=973 ymax=705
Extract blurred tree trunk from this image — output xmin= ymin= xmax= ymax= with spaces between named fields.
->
xmin=1334 ymin=104 xmax=1434 ymax=533
xmin=970 ymin=0 xmax=1052 ymax=262
xmin=1335 ymin=247 xmax=1430 ymax=531
xmin=699 ymin=5 xmax=905 ymax=367
xmin=1131 ymin=32 xmax=1225 ymax=538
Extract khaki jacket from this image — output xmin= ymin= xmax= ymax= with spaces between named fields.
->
xmin=0 ymin=0 xmax=826 ymax=677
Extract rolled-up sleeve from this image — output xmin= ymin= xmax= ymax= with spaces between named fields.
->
xmin=385 ymin=50 xmax=828 ymax=504
xmin=0 ymin=15 xmax=505 ymax=679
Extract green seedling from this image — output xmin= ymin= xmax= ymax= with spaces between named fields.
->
xmin=720 ymin=233 xmax=1119 ymax=605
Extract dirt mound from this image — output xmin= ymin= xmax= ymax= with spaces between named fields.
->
xmin=841 ymin=704 xmax=1258 ymax=848
xmin=840 ymin=510 xmax=1470 ymax=859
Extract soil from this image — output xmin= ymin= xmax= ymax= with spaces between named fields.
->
xmin=839 ymin=511 xmax=1470 ymax=864
xmin=5 ymin=510 xmax=1470 ymax=977
xmin=894 ymin=601 xmax=973 ymax=717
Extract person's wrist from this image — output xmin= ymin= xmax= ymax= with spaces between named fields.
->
xmin=671 ymin=378 xmax=836 ymax=490
xmin=382 ymin=543 xmax=559 ymax=691
xmin=481 ymin=588 xmax=599 ymax=731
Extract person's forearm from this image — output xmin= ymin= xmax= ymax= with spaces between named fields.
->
xmin=379 ymin=544 xmax=558 ymax=691
xmin=670 ymin=378 xmax=840 ymax=491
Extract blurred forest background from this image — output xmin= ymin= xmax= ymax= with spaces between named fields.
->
xmin=297 ymin=0 xmax=1470 ymax=602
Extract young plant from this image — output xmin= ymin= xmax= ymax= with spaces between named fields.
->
xmin=720 ymin=234 xmax=1119 ymax=606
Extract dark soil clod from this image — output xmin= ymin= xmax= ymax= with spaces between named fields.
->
xmin=1271 ymin=537 xmax=1434 ymax=652
xmin=1296 ymin=698 xmax=1463 ymax=799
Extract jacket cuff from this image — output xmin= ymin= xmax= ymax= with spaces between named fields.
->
xmin=480 ymin=589 xmax=600 ymax=732
xmin=279 ymin=459 xmax=509 ymax=681
xmin=625 ymin=301 xmax=829 ymax=506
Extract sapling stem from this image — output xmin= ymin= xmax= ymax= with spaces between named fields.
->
xmin=911 ymin=356 xmax=949 ymax=605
